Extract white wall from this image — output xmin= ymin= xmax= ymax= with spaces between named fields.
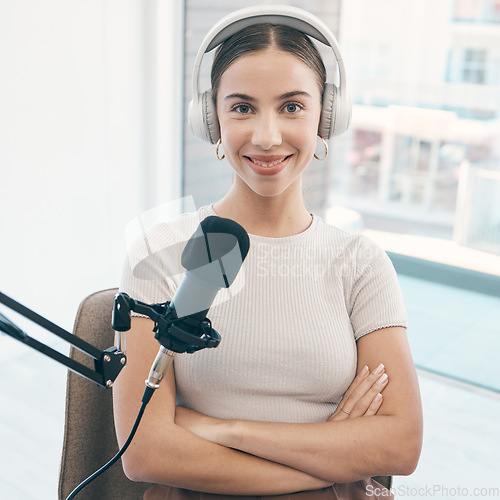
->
xmin=0 ymin=0 xmax=182 ymax=332
xmin=0 ymin=3 xmax=183 ymax=496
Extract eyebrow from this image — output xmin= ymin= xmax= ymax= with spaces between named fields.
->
xmin=224 ymin=91 xmax=312 ymax=101
xmin=280 ymin=91 xmax=312 ymax=100
xmin=224 ymin=93 xmax=256 ymax=102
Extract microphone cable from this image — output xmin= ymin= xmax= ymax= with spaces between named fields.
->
xmin=66 ymin=386 xmax=156 ymax=500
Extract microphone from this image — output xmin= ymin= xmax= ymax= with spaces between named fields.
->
xmin=146 ymin=215 xmax=250 ymax=389
xmin=173 ymin=215 xmax=250 ymax=319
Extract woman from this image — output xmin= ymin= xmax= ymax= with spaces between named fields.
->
xmin=113 ymin=6 xmax=422 ymax=499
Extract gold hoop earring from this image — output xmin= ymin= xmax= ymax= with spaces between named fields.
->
xmin=216 ymin=138 xmax=225 ymax=161
xmin=314 ymin=136 xmax=328 ymax=161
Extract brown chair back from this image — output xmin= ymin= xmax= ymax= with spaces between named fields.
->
xmin=58 ymin=288 xmax=150 ymax=499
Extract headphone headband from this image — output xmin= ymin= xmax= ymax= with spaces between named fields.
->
xmin=205 ymin=11 xmax=330 ymax=51
xmin=189 ymin=4 xmax=351 ymax=143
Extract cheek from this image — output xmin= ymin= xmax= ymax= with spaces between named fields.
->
xmin=288 ymin=102 xmax=322 ymax=148
xmin=216 ymin=102 xmax=244 ymax=146
xmin=291 ymin=120 xmax=320 ymax=153
xmin=220 ymin=124 xmax=246 ymax=154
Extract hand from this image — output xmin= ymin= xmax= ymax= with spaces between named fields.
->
xmin=328 ymin=364 xmax=388 ymax=421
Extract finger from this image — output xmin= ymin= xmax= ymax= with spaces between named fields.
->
xmin=364 ymin=393 xmax=383 ymax=416
xmin=327 ymin=409 xmax=348 ymax=422
xmin=349 ymin=364 xmax=385 ymax=402
xmin=341 ymin=364 xmax=385 ymax=415
xmin=349 ymin=373 xmax=389 ymax=418
xmin=329 ymin=366 xmax=371 ymax=421
xmin=341 ymin=365 xmax=370 ymax=402
xmin=328 ymin=402 xmax=355 ymax=421
xmin=329 ymin=373 xmax=387 ymax=422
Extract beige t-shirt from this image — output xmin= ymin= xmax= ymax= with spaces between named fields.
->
xmin=120 ymin=205 xmax=407 ymax=423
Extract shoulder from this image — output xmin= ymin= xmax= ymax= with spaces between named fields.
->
xmin=147 ymin=206 xmax=210 ymax=240
xmin=312 ymin=216 xmax=396 ymax=287
xmin=125 ymin=206 xmax=211 ymax=279
xmin=313 ymin=215 xmax=384 ymax=260
xmin=129 ymin=206 xmax=210 ymax=251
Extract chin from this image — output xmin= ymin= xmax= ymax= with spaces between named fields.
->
xmin=234 ymin=169 xmax=303 ymax=199
xmin=247 ymin=181 xmax=294 ymax=198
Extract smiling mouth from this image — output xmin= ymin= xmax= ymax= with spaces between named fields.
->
xmin=245 ymin=155 xmax=292 ymax=168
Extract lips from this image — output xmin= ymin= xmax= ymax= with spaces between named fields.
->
xmin=244 ymin=154 xmax=292 ymax=176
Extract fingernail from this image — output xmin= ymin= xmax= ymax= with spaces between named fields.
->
xmin=360 ymin=365 xmax=369 ymax=377
xmin=374 ymin=363 xmax=384 ymax=375
xmin=377 ymin=373 xmax=388 ymax=385
xmin=374 ymin=393 xmax=383 ymax=404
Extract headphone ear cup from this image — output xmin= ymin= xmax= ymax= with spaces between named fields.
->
xmin=318 ymin=83 xmax=335 ymax=139
xmin=202 ymin=90 xmax=220 ymax=145
xmin=318 ymin=83 xmax=352 ymax=138
xmin=188 ymin=90 xmax=220 ymax=144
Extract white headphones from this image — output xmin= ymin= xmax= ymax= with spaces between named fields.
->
xmin=188 ymin=4 xmax=352 ymax=145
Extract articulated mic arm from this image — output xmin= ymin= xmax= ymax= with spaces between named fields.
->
xmin=0 ymin=291 xmax=220 ymax=389
xmin=0 ymin=291 xmax=125 ymax=388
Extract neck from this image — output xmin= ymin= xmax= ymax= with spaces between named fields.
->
xmin=213 ymin=185 xmax=312 ymax=238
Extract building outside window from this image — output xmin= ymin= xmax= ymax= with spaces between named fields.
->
xmin=453 ymin=0 xmax=500 ymax=23
xmin=334 ymin=0 xmax=500 ymax=254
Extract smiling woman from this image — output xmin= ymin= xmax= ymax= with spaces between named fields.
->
xmin=113 ymin=5 xmax=422 ymax=499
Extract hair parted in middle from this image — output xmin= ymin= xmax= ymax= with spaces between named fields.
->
xmin=210 ymin=23 xmax=327 ymax=107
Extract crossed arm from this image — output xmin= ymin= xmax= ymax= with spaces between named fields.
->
xmin=113 ymin=318 xmax=422 ymax=495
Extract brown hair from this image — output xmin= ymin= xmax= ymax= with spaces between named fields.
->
xmin=211 ymin=23 xmax=326 ymax=105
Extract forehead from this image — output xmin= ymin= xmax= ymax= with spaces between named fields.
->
xmin=218 ymin=49 xmax=321 ymax=97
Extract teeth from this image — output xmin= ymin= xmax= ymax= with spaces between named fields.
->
xmin=250 ymin=157 xmax=287 ymax=168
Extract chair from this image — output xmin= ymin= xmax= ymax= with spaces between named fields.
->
xmin=58 ymin=288 xmax=151 ymax=500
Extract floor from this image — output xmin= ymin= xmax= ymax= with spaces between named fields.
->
xmin=0 ymin=333 xmax=68 ymax=499
xmin=1 ymin=275 xmax=499 ymax=499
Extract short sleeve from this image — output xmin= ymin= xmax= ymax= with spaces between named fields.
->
xmin=119 ymin=222 xmax=185 ymax=308
xmin=119 ymin=206 xmax=225 ymax=315
xmin=349 ymin=236 xmax=407 ymax=341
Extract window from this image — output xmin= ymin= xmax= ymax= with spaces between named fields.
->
xmin=448 ymin=48 xmax=488 ymax=84
xmin=463 ymin=48 xmax=487 ymax=82
xmin=454 ymin=0 xmax=500 ymax=23
xmin=336 ymin=2 xmax=500 ymax=492
xmin=336 ymin=0 xmax=500 ymax=254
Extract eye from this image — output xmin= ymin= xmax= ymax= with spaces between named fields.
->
xmin=232 ymin=104 xmax=253 ymax=114
xmin=282 ymin=102 xmax=303 ymax=114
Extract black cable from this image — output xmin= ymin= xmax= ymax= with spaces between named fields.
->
xmin=66 ymin=386 xmax=156 ymax=500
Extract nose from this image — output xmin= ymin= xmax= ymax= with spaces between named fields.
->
xmin=251 ymin=112 xmax=282 ymax=150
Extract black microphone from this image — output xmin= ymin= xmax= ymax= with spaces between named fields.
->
xmin=173 ymin=215 xmax=250 ymax=319
xmin=146 ymin=215 xmax=250 ymax=389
